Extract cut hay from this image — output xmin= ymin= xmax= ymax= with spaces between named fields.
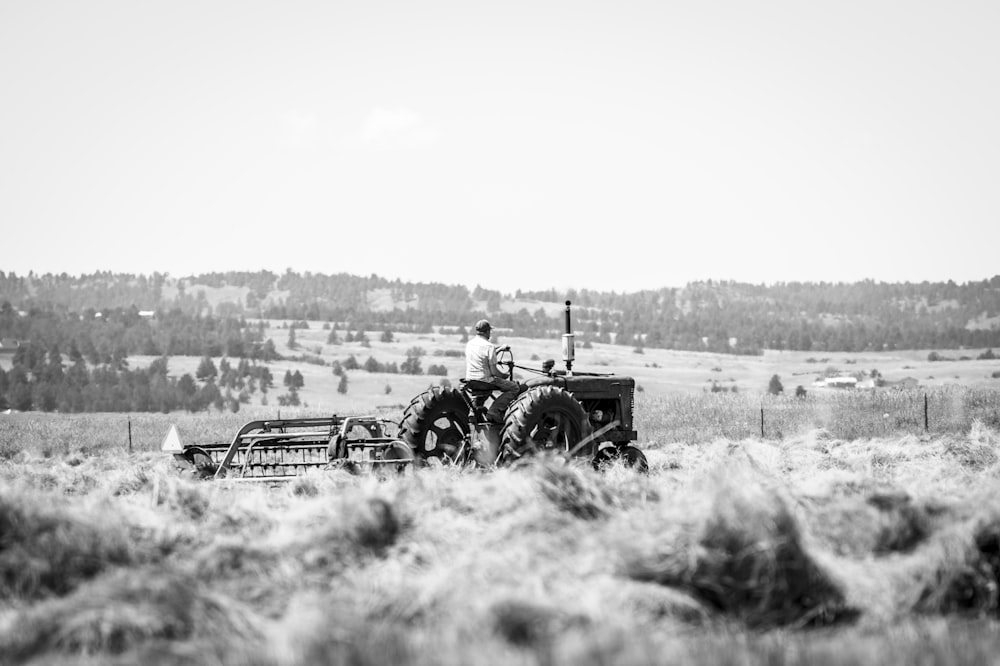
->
xmin=490 ymin=598 xmax=584 ymax=648
xmin=944 ymin=420 xmax=1000 ymax=470
xmin=0 ymin=490 xmax=135 ymax=600
xmin=273 ymin=496 xmax=404 ymax=571
xmin=622 ymin=471 xmax=855 ymax=628
xmin=534 ymin=461 xmax=611 ymax=520
xmin=867 ymin=490 xmax=945 ymax=554
xmin=0 ymin=567 xmax=262 ymax=661
xmin=806 ymin=489 xmax=948 ymax=559
xmin=914 ymin=513 xmax=1000 ymax=616
xmin=270 ymin=593 xmax=415 ymax=666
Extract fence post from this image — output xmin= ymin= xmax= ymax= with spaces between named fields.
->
xmin=760 ymin=405 xmax=765 ymax=439
xmin=128 ymin=417 xmax=133 ymax=453
xmin=924 ymin=393 xmax=929 ymax=432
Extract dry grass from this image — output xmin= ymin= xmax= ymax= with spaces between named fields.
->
xmin=75 ymin=330 xmax=1000 ymax=412
xmin=0 ymin=489 xmax=137 ymax=600
xmin=1 ymin=568 xmax=263 ymax=662
xmin=5 ymin=409 xmax=1000 ymax=663
xmin=639 ymin=387 xmax=1000 ymax=445
xmin=621 ymin=469 xmax=855 ymax=628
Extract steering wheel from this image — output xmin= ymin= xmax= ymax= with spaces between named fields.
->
xmin=496 ymin=348 xmax=514 ymax=380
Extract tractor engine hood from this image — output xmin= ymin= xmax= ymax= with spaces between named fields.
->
xmin=524 ymin=374 xmax=635 ymax=393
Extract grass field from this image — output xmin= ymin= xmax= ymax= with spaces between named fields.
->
xmin=4 ymin=399 xmax=1000 ymax=664
xmin=3 ymin=321 xmax=999 ymax=412
xmin=96 ymin=322 xmax=1000 ymax=412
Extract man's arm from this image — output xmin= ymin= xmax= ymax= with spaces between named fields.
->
xmin=488 ymin=344 xmax=510 ymax=379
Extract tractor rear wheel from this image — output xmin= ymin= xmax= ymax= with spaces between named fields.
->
xmin=398 ymin=386 xmax=471 ymax=464
xmin=501 ymin=387 xmax=591 ymax=461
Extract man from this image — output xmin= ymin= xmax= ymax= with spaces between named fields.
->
xmin=465 ymin=319 xmax=523 ymax=422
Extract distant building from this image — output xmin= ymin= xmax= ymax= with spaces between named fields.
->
xmin=0 ymin=338 xmax=19 ymax=354
xmin=812 ymin=376 xmax=858 ymax=389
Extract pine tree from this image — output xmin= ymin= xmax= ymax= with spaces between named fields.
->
xmin=337 ymin=373 xmax=348 ymax=394
xmin=401 ymin=355 xmax=423 ymax=375
xmin=196 ymin=356 xmax=217 ymax=382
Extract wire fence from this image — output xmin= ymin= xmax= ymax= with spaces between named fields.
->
xmin=639 ymin=387 xmax=1000 ymax=444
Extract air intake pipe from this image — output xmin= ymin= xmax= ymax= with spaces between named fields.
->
xmin=562 ymin=300 xmax=575 ymax=376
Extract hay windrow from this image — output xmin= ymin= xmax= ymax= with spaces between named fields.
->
xmin=0 ymin=490 xmax=136 ymax=600
xmin=7 ymin=415 xmax=1000 ymax=662
xmin=622 ymin=469 xmax=856 ymax=628
xmin=270 ymin=495 xmax=405 ymax=573
xmin=535 ymin=461 xmax=612 ymax=520
xmin=910 ymin=512 xmax=1000 ymax=617
xmin=490 ymin=597 xmax=586 ymax=648
xmin=0 ymin=567 xmax=263 ymax=662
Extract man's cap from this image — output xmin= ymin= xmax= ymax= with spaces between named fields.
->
xmin=474 ymin=319 xmax=492 ymax=333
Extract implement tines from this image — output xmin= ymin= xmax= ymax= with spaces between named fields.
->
xmin=185 ymin=415 xmax=410 ymax=480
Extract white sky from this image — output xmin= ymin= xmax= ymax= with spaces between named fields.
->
xmin=1 ymin=0 xmax=998 ymax=294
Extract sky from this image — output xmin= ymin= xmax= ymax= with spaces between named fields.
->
xmin=1 ymin=0 xmax=998 ymax=294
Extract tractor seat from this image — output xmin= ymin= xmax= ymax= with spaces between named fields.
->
xmin=460 ymin=379 xmax=496 ymax=396
xmin=459 ymin=379 xmax=497 ymax=423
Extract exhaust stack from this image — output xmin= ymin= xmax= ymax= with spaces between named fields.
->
xmin=562 ymin=300 xmax=575 ymax=375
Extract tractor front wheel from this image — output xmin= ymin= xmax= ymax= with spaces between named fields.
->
xmin=500 ymin=387 xmax=591 ymax=461
xmin=592 ymin=444 xmax=649 ymax=472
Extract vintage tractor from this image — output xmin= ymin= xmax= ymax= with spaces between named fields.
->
xmin=163 ymin=415 xmax=414 ymax=480
xmin=164 ymin=301 xmax=646 ymax=479
xmin=398 ymin=301 xmax=648 ymax=470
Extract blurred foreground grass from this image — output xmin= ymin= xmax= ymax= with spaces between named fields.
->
xmin=3 ymin=396 xmax=1000 ymax=664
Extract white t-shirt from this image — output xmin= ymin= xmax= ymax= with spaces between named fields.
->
xmin=465 ymin=335 xmax=498 ymax=381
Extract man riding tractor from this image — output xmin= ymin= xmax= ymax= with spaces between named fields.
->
xmin=398 ymin=301 xmax=647 ymax=471
xmin=462 ymin=319 xmax=526 ymax=463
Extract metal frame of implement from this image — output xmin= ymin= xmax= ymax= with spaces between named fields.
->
xmin=164 ymin=415 xmax=414 ymax=480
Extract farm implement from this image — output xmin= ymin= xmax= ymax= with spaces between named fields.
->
xmin=164 ymin=301 xmax=647 ymax=480
xmin=164 ymin=416 xmax=413 ymax=480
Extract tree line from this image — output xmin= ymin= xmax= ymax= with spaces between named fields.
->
xmin=0 ymin=302 xmax=281 ymax=361
xmin=0 ymin=342 xmax=276 ymax=413
xmin=2 ymin=271 xmax=1000 ymax=354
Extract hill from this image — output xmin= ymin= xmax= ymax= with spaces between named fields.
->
xmin=2 ymin=270 xmax=1000 ymax=353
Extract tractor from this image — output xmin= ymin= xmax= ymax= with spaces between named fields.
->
xmin=398 ymin=301 xmax=648 ymax=470
xmin=163 ymin=301 xmax=646 ymax=479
